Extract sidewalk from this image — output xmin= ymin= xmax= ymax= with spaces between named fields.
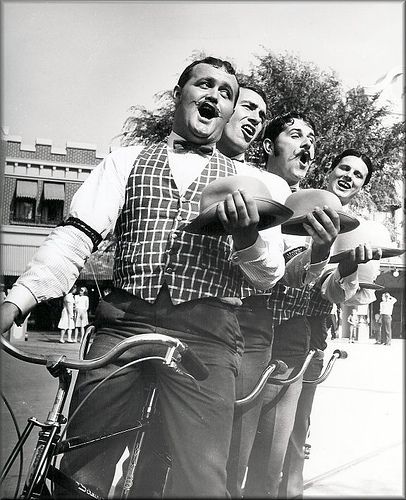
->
xmin=2 ymin=331 xmax=405 ymax=498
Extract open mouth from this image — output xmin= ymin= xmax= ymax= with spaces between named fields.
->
xmin=337 ymin=179 xmax=352 ymax=190
xmin=241 ymin=123 xmax=256 ymax=140
xmin=197 ymin=101 xmax=220 ymax=120
xmin=298 ymin=150 xmax=312 ymax=168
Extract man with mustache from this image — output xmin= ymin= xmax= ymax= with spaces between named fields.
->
xmin=0 ymin=57 xmax=286 ymax=498
xmin=242 ymin=112 xmax=346 ymax=498
xmin=247 ymin=144 xmax=381 ymax=498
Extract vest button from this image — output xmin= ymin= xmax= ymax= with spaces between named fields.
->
xmin=180 ymin=197 xmax=186 ymax=203
xmin=170 ymin=232 xmax=178 ymax=239
xmin=176 ymin=215 xmax=183 ymax=221
xmin=166 ymin=267 xmax=173 ymax=273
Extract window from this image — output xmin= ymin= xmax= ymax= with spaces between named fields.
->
xmin=41 ymin=182 xmax=65 ymax=224
xmin=13 ymin=180 xmax=38 ymax=222
xmin=14 ymin=199 xmax=36 ymax=222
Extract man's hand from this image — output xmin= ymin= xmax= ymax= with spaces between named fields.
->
xmin=216 ymin=189 xmax=260 ymax=250
xmin=0 ymin=302 xmax=21 ymax=334
xmin=338 ymin=244 xmax=382 ymax=278
xmin=303 ymin=206 xmax=340 ymax=263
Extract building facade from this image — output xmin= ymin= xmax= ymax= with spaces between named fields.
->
xmin=1 ymin=133 xmax=113 ymax=330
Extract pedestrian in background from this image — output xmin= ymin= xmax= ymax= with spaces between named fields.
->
xmin=373 ymin=312 xmax=382 ymax=344
xmin=379 ymin=292 xmax=397 ymax=346
xmin=348 ymin=308 xmax=359 ymax=343
xmin=74 ymin=286 xmax=89 ymax=343
xmin=58 ymin=285 xmax=77 ymax=343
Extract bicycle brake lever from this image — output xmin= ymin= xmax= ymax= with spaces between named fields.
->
xmin=46 ymin=355 xmax=67 ymax=378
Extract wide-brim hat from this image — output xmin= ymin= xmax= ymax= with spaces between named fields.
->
xmin=281 ymin=189 xmax=359 ymax=236
xmin=185 ymin=175 xmax=294 ymax=236
xmin=358 ymin=282 xmax=385 ymax=290
xmin=329 ymin=219 xmax=395 ymax=261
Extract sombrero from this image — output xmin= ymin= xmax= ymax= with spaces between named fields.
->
xmin=281 ymin=189 xmax=359 ymax=236
xmin=185 ymin=175 xmax=293 ymax=236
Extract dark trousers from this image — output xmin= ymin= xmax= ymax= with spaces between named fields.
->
xmin=244 ymin=317 xmax=310 ymax=498
xmin=57 ymin=287 xmax=243 ymax=498
xmin=381 ymin=314 xmax=392 ymax=345
xmin=226 ymin=304 xmax=274 ymax=498
xmin=278 ymin=356 xmax=324 ymax=498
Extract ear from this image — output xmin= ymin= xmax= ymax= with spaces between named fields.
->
xmin=263 ymin=138 xmax=274 ymax=156
xmin=173 ymin=85 xmax=182 ymax=104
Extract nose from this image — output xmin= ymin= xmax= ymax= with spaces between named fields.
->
xmin=301 ymin=137 xmax=312 ymax=150
xmin=248 ymin=114 xmax=261 ymax=126
xmin=205 ymin=89 xmax=219 ymax=103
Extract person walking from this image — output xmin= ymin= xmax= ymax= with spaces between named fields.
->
xmin=74 ymin=286 xmax=89 ymax=343
xmin=373 ymin=312 xmax=382 ymax=344
xmin=379 ymin=292 xmax=397 ymax=345
xmin=348 ymin=308 xmax=359 ymax=343
xmin=58 ymin=285 xmax=77 ymax=343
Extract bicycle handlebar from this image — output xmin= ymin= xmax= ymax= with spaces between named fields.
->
xmin=235 ymin=359 xmax=288 ymax=408
xmin=266 ymin=348 xmax=324 ymax=386
xmin=1 ymin=332 xmax=209 ymax=381
xmin=303 ymin=349 xmax=347 ymax=384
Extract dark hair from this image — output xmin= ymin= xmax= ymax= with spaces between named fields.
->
xmin=262 ymin=111 xmax=316 ymax=161
xmin=331 ymin=148 xmax=373 ymax=186
xmin=240 ymin=83 xmax=268 ymax=107
xmin=177 ymin=57 xmax=237 ymax=87
xmin=177 ymin=57 xmax=239 ymax=102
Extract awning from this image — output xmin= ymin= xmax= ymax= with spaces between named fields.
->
xmin=1 ymin=244 xmax=38 ymax=276
xmin=16 ymin=180 xmax=38 ymax=199
xmin=1 ymin=243 xmax=113 ymax=281
xmin=43 ymin=182 xmax=65 ymax=201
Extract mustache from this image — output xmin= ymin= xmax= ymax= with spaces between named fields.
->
xmin=193 ymin=97 xmax=221 ymax=118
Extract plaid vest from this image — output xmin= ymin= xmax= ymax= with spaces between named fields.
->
xmin=265 ymin=281 xmax=312 ymax=327
xmin=113 ymin=142 xmax=240 ymax=304
xmin=306 ymin=286 xmax=334 ymax=317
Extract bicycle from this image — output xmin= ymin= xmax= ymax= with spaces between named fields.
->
xmin=1 ymin=326 xmax=347 ymax=499
xmin=1 ymin=329 xmax=209 ymax=499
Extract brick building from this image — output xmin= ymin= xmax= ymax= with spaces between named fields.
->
xmin=1 ymin=133 xmax=113 ymax=330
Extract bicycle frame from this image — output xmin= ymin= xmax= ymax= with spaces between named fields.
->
xmin=1 ymin=331 xmax=207 ymax=499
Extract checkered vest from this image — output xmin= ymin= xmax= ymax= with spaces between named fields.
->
xmin=306 ymin=286 xmax=334 ymax=317
xmin=113 ymin=142 xmax=240 ymax=304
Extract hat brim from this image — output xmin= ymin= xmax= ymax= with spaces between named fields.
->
xmin=358 ymin=282 xmax=385 ymax=290
xmin=329 ymin=246 xmax=405 ymax=264
xmin=281 ymin=212 xmax=359 ymax=236
xmin=185 ymin=198 xmax=293 ymax=235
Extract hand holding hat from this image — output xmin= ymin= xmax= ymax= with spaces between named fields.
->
xmin=185 ymin=175 xmax=293 ymax=236
xmin=281 ymin=189 xmax=359 ymax=236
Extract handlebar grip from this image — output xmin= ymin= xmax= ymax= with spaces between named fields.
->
xmin=273 ymin=359 xmax=288 ymax=376
xmin=313 ymin=349 xmax=325 ymax=360
xmin=333 ymin=349 xmax=348 ymax=359
xmin=180 ymin=346 xmax=210 ymax=381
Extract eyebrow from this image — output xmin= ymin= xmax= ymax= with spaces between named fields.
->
xmin=289 ymin=127 xmax=315 ymax=137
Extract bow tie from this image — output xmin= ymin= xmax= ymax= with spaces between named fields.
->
xmin=172 ymin=140 xmax=214 ymax=157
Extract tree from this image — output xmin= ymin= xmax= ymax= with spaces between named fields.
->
xmin=118 ymin=49 xmax=405 ymax=214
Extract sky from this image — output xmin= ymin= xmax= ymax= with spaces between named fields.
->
xmin=2 ymin=0 xmax=404 ymax=156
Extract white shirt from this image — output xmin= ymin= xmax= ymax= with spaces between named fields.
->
xmin=380 ymin=296 xmax=397 ymax=315
xmin=6 ymin=134 xmax=285 ymax=318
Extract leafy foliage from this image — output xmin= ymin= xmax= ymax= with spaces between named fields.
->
xmin=118 ymin=49 xmax=405 ymax=214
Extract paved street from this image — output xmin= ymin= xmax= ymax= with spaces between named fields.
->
xmin=1 ymin=330 xmax=404 ymax=498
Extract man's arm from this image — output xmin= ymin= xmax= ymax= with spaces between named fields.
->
xmin=321 ymin=244 xmax=382 ymax=303
xmin=284 ymin=206 xmax=340 ymax=288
